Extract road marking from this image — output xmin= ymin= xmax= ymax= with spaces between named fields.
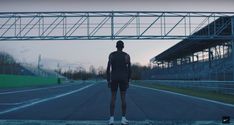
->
xmin=0 ymin=98 xmax=40 ymax=106
xmin=0 ymin=83 xmax=77 ymax=95
xmin=0 ymin=120 xmax=225 ymax=125
xmin=132 ymin=84 xmax=234 ymax=108
xmin=0 ymin=84 xmax=94 ymax=115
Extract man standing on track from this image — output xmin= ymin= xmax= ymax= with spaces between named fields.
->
xmin=107 ymin=40 xmax=131 ymax=125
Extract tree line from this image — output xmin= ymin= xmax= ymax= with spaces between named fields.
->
xmin=58 ymin=63 xmax=151 ymax=80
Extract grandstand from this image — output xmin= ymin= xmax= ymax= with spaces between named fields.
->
xmin=0 ymin=51 xmax=60 ymax=78
xmin=0 ymin=52 xmax=34 ymax=75
xmin=21 ymin=63 xmax=61 ymax=78
xmin=148 ymin=16 xmax=233 ymax=81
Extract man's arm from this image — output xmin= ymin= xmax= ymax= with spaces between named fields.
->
xmin=127 ymin=54 xmax=131 ymax=82
xmin=106 ymin=60 xmax=111 ymax=82
xmin=106 ymin=54 xmax=112 ymax=85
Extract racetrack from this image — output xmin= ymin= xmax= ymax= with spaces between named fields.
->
xmin=0 ymin=81 xmax=234 ymax=121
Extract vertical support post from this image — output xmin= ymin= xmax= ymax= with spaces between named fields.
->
xmin=163 ymin=13 xmax=166 ymax=36
xmin=160 ymin=14 xmax=163 ymax=37
xmin=208 ymin=15 xmax=210 ymax=37
xmin=214 ymin=14 xmax=216 ymax=36
xmin=39 ymin=14 xmax=41 ymax=37
xmin=208 ymin=48 xmax=211 ymax=68
xmin=14 ymin=15 xmax=17 ymax=37
xmin=218 ymin=46 xmax=220 ymax=58
xmin=136 ymin=12 xmax=140 ymax=38
xmin=189 ymin=13 xmax=191 ymax=35
xmin=87 ymin=12 xmax=90 ymax=39
xmin=192 ymin=54 xmax=194 ymax=62
xmin=111 ymin=11 xmax=114 ymax=40
xmin=222 ymin=44 xmax=225 ymax=58
xmin=231 ymin=16 xmax=234 ymax=80
xmin=65 ymin=15 xmax=67 ymax=38
xmin=63 ymin=13 xmax=65 ymax=37
xmin=229 ymin=42 xmax=232 ymax=57
xmin=184 ymin=15 xmax=187 ymax=37
xmin=192 ymin=54 xmax=195 ymax=80
xmin=202 ymin=51 xmax=204 ymax=62
xmin=19 ymin=16 xmax=21 ymax=37
xmin=42 ymin=16 xmax=44 ymax=37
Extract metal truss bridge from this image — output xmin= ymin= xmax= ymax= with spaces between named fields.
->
xmin=0 ymin=11 xmax=234 ymax=41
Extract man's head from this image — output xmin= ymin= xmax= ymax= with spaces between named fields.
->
xmin=116 ymin=40 xmax=124 ymax=51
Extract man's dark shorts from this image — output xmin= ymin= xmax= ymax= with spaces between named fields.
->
xmin=110 ymin=80 xmax=128 ymax=92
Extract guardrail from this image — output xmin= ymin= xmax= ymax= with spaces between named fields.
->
xmin=134 ymin=80 xmax=234 ymax=95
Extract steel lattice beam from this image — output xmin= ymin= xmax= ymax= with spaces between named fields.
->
xmin=0 ymin=11 xmax=234 ymax=41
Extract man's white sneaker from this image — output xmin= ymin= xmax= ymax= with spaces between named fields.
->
xmin=108 ymin=117 xmax=114 ymax=125
xmin=121 ymin=117 xmax=129 ymax=125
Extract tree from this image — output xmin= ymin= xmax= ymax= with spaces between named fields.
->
xmin=89 ymin=65 xmax=96 ymax=75
xmin=131 ymin=63 xmax=151 ymax=80
xmin=97 ymin=66 xmax=106 ymax=79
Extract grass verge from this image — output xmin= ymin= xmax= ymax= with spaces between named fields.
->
xmin=132 ymin=81 xmax=234 ymax=105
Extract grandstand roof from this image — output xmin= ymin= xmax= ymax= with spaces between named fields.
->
xmin=151 ymin=16 xmax=232 ymax=62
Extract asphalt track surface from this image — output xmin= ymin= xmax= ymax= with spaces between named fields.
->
xmin=0 ymin=81 xmax=234 ymax=121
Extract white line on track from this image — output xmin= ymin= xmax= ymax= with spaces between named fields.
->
xmin=0 ymin=98 xmax=40 ymax=106
xmin=0 ymin=84 xmax=76 ymax=95
xmin=0 ymin=84 xmax=94 ymax=115
xmin=131 ymin=84 xmax=234 ymax=108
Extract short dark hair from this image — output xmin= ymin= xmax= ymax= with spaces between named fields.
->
xmin=116 ymin=40 xmax=124 ymax=49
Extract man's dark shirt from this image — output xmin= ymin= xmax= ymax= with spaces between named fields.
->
xmin=107 ymin=50 xmax=131 ymax=82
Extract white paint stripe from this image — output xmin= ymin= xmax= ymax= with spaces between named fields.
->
xmin=0 ymin=84 xmax=94 ymax=115
xmin=0 ymin=84 xmax=76 ymax=95
xmin=0 ymin=120 xmax=224 ymax=125
xmin=131 ymin=84 xmax=234 ymax=108
xmin=0 ymin=98 xmax=40 ymax=106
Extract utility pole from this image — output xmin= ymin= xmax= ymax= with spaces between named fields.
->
xmin=38 ymin=54 xmax=41 ymax=69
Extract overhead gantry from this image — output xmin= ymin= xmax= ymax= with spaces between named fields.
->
xmin=0 ymin=11 xmax=234 ymax=41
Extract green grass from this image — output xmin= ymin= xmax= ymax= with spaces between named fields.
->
xmin=0 ymin=74 xmax=58 ymax=88
xmin=132 ymin=81 xmax=234 ymax=105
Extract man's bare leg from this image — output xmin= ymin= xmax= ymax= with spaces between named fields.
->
xmin=110 ymin=91 xmax=117 ymax=116
xmin=109 ymin=91 xmax=117 ymax=125
xmin=120 ymin=91 xmax=128 ymax=124
xmin=120 ymin=91 xmax=127 ymax=116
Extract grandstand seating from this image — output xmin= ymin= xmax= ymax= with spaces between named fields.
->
xmin=148 ymin=16 xmax=233 ymax=81
xmin=0 ymin=52 xmax=34 ymax=75
xmin=148 ymin=57 xmax=232 ymax=81
xmin=0 ymin=52 xmax=59 ymax=77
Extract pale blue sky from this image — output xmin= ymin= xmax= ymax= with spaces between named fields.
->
xmin=0 ymin=0 xmax=233 ymax=70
